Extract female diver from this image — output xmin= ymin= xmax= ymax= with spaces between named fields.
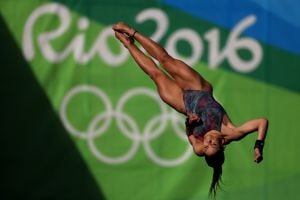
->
xmin=112 ymin=22 xmax=269 ymax=197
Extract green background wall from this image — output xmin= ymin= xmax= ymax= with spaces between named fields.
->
xmin=1 ymin=0 xmax=300 ymax=199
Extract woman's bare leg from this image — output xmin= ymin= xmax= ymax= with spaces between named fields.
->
xmin=113 ymin=23 xmax=212 ymax=91
xmin=114 ymin=31 xmax=186 ymax=114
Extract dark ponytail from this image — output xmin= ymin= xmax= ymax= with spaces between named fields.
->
xmin=205 ymin=151 xmax=225 ymax=199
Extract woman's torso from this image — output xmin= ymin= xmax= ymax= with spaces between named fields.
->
xmin=183 ymin=90 xmax=225 ymax=137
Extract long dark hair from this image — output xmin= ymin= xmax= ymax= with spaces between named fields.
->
xmin=205 ymin=150 xmax=225 ymax=198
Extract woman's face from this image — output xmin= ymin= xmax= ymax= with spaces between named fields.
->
xmin=203 ymin=132 xmax=223 ymax=156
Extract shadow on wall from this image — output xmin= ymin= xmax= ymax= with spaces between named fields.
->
xmin=0 ymin=15 xmax=106 ymax=200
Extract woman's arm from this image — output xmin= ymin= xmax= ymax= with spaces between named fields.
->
xmin=225 ymin=118 xmax=269 ymax=163
xmin=186 ymin=126 xmax=195 ymax=144
xmin=186 ymin=127 xmax=206 ymax=156
xmin=228 ymin=118 xmax=269 ymax=141
xmin=188 ymin=135 xmax=205 ymax=157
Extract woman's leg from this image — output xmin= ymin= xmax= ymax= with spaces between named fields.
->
xmin=113 ymin=23 xmax=212 ymax=91
xmin=114 ymin=31 xmax=186 ymax=114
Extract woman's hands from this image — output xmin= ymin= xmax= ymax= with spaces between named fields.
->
xmin=254 ymin=148 xmax=263 ymax=163
xmin=254 ymin=140 xmax=264 ymax=163
xmin=186 ymin=112 xmax=201 ymax=124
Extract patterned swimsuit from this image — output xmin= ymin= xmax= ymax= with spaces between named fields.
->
xmin=183 ymin=90 xmax=225 ymax=138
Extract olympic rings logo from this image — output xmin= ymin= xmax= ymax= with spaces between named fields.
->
xmin=60 ymin=85 xmax=193 ymax=167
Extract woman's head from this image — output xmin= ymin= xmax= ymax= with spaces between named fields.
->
xmin=190 ymin=131 xmax=225 ymax=197
xmin=203 ymin=131 xmax=225 ymax=156
xmin=205 ymin=150 xmax=225 ymax=198
xmin=192 ymin=131 xmax=226 ymax=158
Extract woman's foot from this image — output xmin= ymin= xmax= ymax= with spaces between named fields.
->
xmin=114 ymin=31 xmax=134 ymax=48
xmin=112 ymin=22 xmax=135 ymax=36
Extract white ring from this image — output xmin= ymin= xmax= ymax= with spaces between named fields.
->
xmin=60 ymin=85 xmax=193 ymax=167
xmin=115 ymin=87 xmax=168 ymax=140
xmin=87 ymin=111 xmax=140 ymax=164
xmin=60 ymin=85 xmax=113 ymax=139
xmin=143 ymin=113 xmax=193 ymax=167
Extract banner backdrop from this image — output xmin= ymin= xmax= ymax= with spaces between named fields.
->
xmin=1 ymin=0 xmax=300 ymax=199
